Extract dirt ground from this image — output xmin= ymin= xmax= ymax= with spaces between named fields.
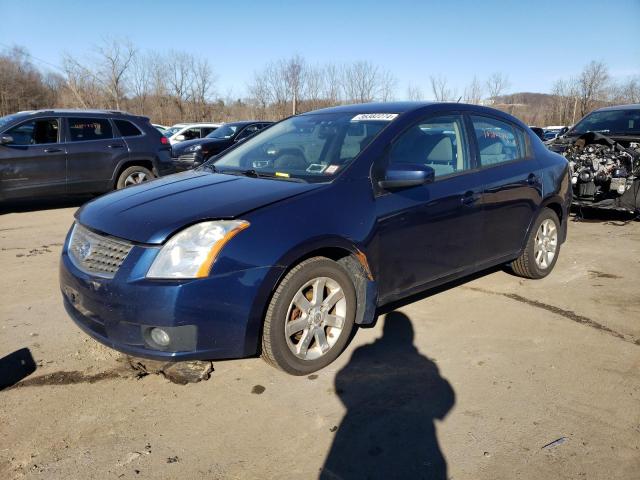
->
xmin=1 ymin=200 xmax=639 ymax=480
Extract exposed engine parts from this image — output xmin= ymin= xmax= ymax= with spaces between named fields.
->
xmin=561 ymin=132 xmax=640 ymax=212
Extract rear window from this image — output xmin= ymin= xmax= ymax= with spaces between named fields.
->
xmin=114 ymin=119 xmax=143 ymax=137
xmin=68 ymin=118 xmax=113 ymax=141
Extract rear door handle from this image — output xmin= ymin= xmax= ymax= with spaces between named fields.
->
xmin=527 ymin=173 xmax=539 ymax=185
xmin=107 ymin=144 xmax=125 ymax=149
xmin=461 ymin=190 xmax=480 ymax=206
xmin=44 ymin=148 xmax=62 ymax=153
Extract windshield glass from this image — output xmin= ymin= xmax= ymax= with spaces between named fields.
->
xmin=570 ymin=109 xmax=640 ymax=135
xmin=206 ymin=112 xmax=392 ymax=182
xmin=164 ymin=127 xmax=181 ymax=137
xmin=206 ymin=124 xmax=239 ymax=139
xmin=0 ymin=113 xmax=24 ymax=129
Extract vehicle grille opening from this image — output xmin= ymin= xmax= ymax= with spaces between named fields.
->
xmin=68 ymin=224 xmax=133 ymax=278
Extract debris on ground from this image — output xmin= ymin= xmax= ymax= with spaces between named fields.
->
xmin=125 ymin=357 xmax=214 ymax=385
xmin=542 ymin=437 xmax=568 ymax=449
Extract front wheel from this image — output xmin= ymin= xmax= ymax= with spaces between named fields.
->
xmin=510 ymin=208 xmax=561 ymax=279
xmin=116 ymin=166 xmax=154 ymax=189
xmin=261 ymin=257 xmax=357 ymax=375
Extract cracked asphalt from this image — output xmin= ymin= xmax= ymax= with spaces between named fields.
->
xmin=1 ymin=201 xmax=639 ymax=479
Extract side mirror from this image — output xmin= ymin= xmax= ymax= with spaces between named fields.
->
xmin=175 ymin=134 xmax=185 ymax=142
xmin=378 ymin=163 xmax=435 ymax=190
xmin=0 ymin=135 xmax=14 ymax=145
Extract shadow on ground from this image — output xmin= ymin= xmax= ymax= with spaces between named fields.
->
xmin=321 ymin=312 xmax=455 ymax=480
xmin=0 ymin=196 xmax=93 ymax=215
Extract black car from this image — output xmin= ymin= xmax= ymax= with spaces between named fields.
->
xmin=171 ymin=121 xmax=273 ymax=171
xmin=0 ymin=109 xmax=174 ymax=201
xmin=547 ymin=104 xmax=640 ymax=212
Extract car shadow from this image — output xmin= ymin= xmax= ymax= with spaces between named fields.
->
xmin=0 ymin=196 xmax=93 ymax=215
xmin=320 ymin=312 xmax=455 ymax=480
xmin=0 ymin=348 xmax=37 ymax=391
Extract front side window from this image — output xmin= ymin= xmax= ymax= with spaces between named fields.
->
xmin=5 ymin=118 xmax=59 ymax=145
xmin=68 ymin=118 xmax=113 ymax=142
xmin=569 ymin=109 xmax=640 ymax=136
xmin=208 ymin=112 xmax=393 ymax=182
xmin=388 ymin=114 xmax=469 ymax=178
xmin=470 ymin=115 xmax=522 ymax=167
xmin=207 ymin=124 xmax=239 ymax=139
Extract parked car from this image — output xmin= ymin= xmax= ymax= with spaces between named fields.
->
xmin=60 ymin=102 xmax=570 ymax=375
xmin=164 ymin=123 xmax=222 ymax=145
xmin=543 ymin=125 xmax=568 ymax=141
xmin=547 ymin=104 xmax=640 ymax=212
xmin=171 ymin=121 xmax=273 ymax=171
xmin=152 ymin=123 xmax=168 ymax=133
xmin=0 ymin=109 xmax=174 ymax=201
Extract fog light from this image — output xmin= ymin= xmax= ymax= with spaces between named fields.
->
xmin=150 ymin=327 xmax=170 ymax=347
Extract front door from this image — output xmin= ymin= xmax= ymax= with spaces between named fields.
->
xmin=373 ymin=113 xmax=485 ymax=302
xmin=0 ymin=117 xmax=66 ymax=200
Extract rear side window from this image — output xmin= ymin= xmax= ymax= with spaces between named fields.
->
xmin=470 ymin=115 xmax=523 ymax=166
xmin=389 ymin=114 xmax=470 ymax=178
xmin=114 ymin=119 xmax=143 ymax=137
xmin=68 ymin=118 xmax=113 ymax=142
xmin=5 ymin=118 xmax=59 ymax=145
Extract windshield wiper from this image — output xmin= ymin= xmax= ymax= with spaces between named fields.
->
xmin=219 ymin=169 xmax=306 ymax=182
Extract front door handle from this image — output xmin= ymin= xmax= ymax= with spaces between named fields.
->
xmin=461 ymin=190 xmax=480 ymax=206
xmin=44 ymin=148 xmax=62 ymax=153
xmin=107 ymin=144 xmax=125 ymax=149
xmin=527 ymin=173 xmax=540 ymax=185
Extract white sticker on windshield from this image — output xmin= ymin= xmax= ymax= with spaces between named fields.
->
xmin=351 ymin=113 xmax=398 ymax=122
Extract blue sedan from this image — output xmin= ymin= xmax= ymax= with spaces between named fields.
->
xmin=60 ymin=102 xmax=571 ymax=375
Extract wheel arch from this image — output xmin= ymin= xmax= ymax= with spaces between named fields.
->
xmin=113 ymin=159 xmax=155 ymax=188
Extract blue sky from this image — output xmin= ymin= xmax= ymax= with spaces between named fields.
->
xmin=1 ymin=0 xmax=638 ymax=99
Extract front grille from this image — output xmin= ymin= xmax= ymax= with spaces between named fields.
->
xmin=68 ymin=224 xmax=133 ymax=278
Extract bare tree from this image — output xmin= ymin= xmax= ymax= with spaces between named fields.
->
xmin=577 ymin=60 xmax=609 ymax=116
xmin=283 ymin=55 xmax=305 ymax=114
xmin=95 ymin=38 xmax=136 ymax=110
xmin=463 ymin=75 xmax=483 ymax=104
xmin=342 ymin=61 xmax=380 ymax=103
xmin=429 ymin=74 xmax=457 ymax=101
xmin=406 ymin=84 xmax=423 ymax=101
xmin=486 ymin=72 xmax=510 ymax=102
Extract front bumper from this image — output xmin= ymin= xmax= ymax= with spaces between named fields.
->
xmin=171 ymin=152 xmax=205 ymax=172
xmin=60 ymin=241 xmax=282 ymax=361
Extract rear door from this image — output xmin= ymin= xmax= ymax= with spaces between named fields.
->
xmin=467 ymin=114 xmax=542 ymax=263
xmin=0 ymin=117 xmax=66 ymax=199
xmin=65 ymin=117 xmax=128 ymax=194
xmin=373 ymin=113 xmax=485 ymax=301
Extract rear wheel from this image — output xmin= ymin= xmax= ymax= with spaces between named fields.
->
xmin=261 ymin=257 xmax=356 ymax=375
xmin=116 ymin=166 xmax=154 ymax=189
xmin=510 ymin=208 xmax=561 ymax=279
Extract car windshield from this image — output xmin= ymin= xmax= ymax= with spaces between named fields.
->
xmin=0 ymin=113 xmax=24 ymax=129
xmin=206 ymin=124 xmax=239 ymax=139
xmin=164 ymin=127 xmax=181 ymax=137
xmin=569 ymin=109 xmax=640 ymax=136
xmin=206 ymin=112 xmax=393 ymax=182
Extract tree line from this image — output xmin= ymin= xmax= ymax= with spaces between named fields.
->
xmin=1 ymin=40 xmax=638 ymax=127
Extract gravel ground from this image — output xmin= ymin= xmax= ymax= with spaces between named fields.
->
xmin=1 ymin=201 xmax=639 ymax=479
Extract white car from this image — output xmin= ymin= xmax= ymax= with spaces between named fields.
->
xmin=164 ymin=123 xmax=222 ymax=145
xmin=152 ymin=123 xmax=169 ymax=133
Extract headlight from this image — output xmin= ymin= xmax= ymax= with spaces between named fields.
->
xmin=185 ymin=144 xmax=202 ymax=153
xmin=147 ymin=220 xmax=249 ymax=279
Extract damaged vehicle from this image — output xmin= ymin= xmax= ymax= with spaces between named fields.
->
xmin=60 ymin=102 xmax=570 ymax=375
xmin=547 ymin=104 xmax=640 ymax=212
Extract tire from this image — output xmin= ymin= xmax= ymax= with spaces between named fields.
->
xmin=116 ymin=165 xmax=154 ymax=189
xmin=510 ymin=208 xmax=561 ymax=279
xmin=261 ymin=257 xmax=357 ymax=375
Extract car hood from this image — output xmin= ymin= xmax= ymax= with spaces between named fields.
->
xmin=172 ymin=137 xmax=231 ymax=155
xmin=76 ymin=170 xmax=322 ymax=244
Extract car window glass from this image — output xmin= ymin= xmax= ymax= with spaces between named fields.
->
xmin=201 ymin=127 xmax=215 ymax=136
xmin=236 ymin=125 xmax=259 ymax=140
xmin=183 ymin=128 xmax=201 ymax=140
xmin=5 ymin=118 xmax=59 ymax=145
xmin=389 ymin=115 xmax=469 ymax=178
xmin=68 ymin=118 xmax=113 ymax=142
xmin=114 ymin=119 xmax=142 ymax=137
xmin=471 ymin=115 xmax=522 ymax=166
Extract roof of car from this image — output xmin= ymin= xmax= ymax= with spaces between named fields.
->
xmin=305 ymin=102 xmax=436 ymax=115
xmin=21 ymin=109 xmax=140 ymax=116
xmin=594 ymin=104 xmax=640 ymax=112
xmin=226 ymin=120 xmax=273 ymax=127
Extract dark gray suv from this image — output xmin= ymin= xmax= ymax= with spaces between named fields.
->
xmin=0 ymin=109 xmax=175 ymax=201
